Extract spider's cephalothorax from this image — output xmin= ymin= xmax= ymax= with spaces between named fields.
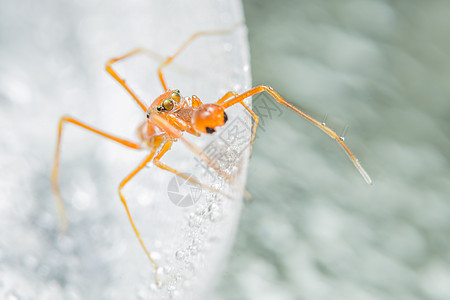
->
xmin=146 ymin=89 xmax=228 ymax=136
xmin=146 ymin=89 xmax=182 ymax=118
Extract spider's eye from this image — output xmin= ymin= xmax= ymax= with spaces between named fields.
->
xmin=162 ymin=99 xmax=174 ymax=111
xmin=156 ymin=106 xmax=162 ymax=112
xmin=171 ymin=91 xmax=181 ymax=102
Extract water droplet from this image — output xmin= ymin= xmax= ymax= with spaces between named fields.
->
xmin=167 ymin=284 xmax=176 ymax=291
xmin=175 ymin=250 xmax=185 ymax=260
xmin=188 ymin=214 xmax=202 ymax=228
xmin=208 ymin=203 xmax=222 ymax=222
xmin=191 ymin=237 xmax=200 ymax=246
xmin=164 ymin=265 xmax=174 ymax=274
xmin=208 ymin=202 xmax=218 ymax=212
xmin=195 ymin=204 xmax=207 ymax=216
xmin=175 ymin=273 xmax=183 ymax=281
xmin=188 ymin=245 xmax=198 ymax=256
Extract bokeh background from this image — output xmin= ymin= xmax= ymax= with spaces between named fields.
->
xmin=1 ymin=0 xmax=450 ymax=299
xmin=215 ymin=1 xmax=450 ymax=299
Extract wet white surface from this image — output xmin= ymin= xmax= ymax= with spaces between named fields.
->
xmin=0 ymin=0 xmax=250 ymax=299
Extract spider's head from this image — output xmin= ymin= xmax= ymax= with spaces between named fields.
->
xmin=192 ymin=104 xmax=228 ymax=134
xmin=146 ymin=89 xmax=182 ymax=119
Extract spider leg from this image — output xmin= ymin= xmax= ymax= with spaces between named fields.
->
xmin=118 ymin=145 xmax=161 ymax=286
xmin=150 ymin=114 xmax=232 ymax=183
xmin=220 ymin=85 xmax=373 ymax=185
xmin=157 ymin=23 xmax=242 ymax=91
xmin=105 ymin=48 xmax=163 ymax=112
xmin=216 ymin=92 xmax=256 ymax=201
xmin=191 ymin=95 xmax=202 ymax=107
xmin=217 ymin=91 xmax=259 ymax=156
xmin=152 ymin=140 xmax=230 ymax=199
xmin=51 ymin=116 xmax=141 ymax=234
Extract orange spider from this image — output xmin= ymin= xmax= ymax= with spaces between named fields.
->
xmin=51 ymin=25 xmax=372 ymax=286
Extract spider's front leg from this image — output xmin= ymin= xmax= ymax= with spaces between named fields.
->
xmin=105 ymin=48 xmax=163 ymax=112
xmin=219 ymin=85 xmax=373 ymax=185
xmin=150 ymin=114 xmax=232 ymax=196
xmin=118 ymin=145 xmax=161 ymax=285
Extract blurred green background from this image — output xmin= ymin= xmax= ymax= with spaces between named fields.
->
xmin=215 ymin=0 xmax=450 ymax=299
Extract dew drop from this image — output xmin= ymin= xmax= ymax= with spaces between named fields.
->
xmin=208 ymin=202 xmax=219 ymax=212
xmin=208 ymin=203 xmax=222 ymax=222
xmin=195 ymin=204 xmax=207 ymax=216
xmin=175 ymin=273 xmax=183 ymax=281
xmin=188 ymin=214 xmax=202 ymax=228
xmin=188 ymin=244 xmax=198 ymax=256
xmin=156 ymin=266 xmax=165 ymax=282
xmin=191 ymin=237 xmax=201 ymax=246
xmin=175 ymin=250 xmax=185 ymax=261
xmin=164 ymin=265 xmax=174 ymax=274
xmin=167 ymin=284 xmax=176 ymax=291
